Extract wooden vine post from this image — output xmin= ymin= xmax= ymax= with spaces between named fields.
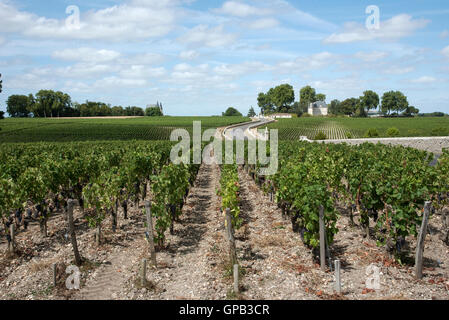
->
xmin=145 ymin=201 xmax=157 ymax=267
xmin=112 ymin=199 xmax=118 ymax=233
xmin=9 ymin=224 xmax=15 ymax=255
xmin=415 ymin=201 xmax=431 ymax=280
xmin=225 ymin=208 xmax=237 ymax=266
xmin=141 ymin=259 xmax=147 ymax=287
xmin=52 ymin=263 xmax=57 ymax=287
xmin=67 ymin=199 xmax=82 ymax=266
xmin=319 ymin=205 xmax=326 ymax=271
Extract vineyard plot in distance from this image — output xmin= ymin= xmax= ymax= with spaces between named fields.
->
xmin=0 ymin=116 xmax=250 ymax=143
xmin=268 ymin=117 xmax=449 ymax=140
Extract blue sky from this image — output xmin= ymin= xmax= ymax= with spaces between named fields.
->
xmin=0 ymin=0 xmax=448 ymax=115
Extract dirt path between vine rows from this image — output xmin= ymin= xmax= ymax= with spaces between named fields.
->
xmin=236 ymin=167 xmax=318 ymax=300
xmin=113 ymin=162 xmax=231 ymax=300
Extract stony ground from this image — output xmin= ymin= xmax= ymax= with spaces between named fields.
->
xmin=322 ymin=137 xmax=449 ymax=155
xmin=1 ymin=161 xmax=448 ymax=300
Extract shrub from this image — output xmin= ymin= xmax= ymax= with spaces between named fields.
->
xmin=386 ymin=127 xmax=400 ymax=137
xmin=364 ymin=128 xmax=379 ymax=138
xmin=407 ymin=129 xmax=421 ymax=137
xmin=431 ymin=127 xmax=448 ymax=136
xmin=345 ymin=132 xmax=353 ymax=139
xmin=314 ymin=131 xmax=327 ymax=140
xmin=302 ymin=113 xmax=312 ymax=117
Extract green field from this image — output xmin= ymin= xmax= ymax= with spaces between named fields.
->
xmin=0 ymin=116 xmax=249 ymax=143
xmin=267 ymin=117 xmax=449 ymax=140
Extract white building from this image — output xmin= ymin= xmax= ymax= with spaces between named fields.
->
xmin=367 ymin=110 xmax=382 ymax=118
xmin=308 ymin=101 xmax=328 ymax=116
xmin=268 ymin=113 xmax=293 ymax=119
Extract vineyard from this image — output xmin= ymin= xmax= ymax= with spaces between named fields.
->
xmin=268 ymin=117 xmax=449 ymax=140
xmin=0 ymin=116 xmax=249 ymax=143
xmin=253 ymin=142 xmax=449 ymax=254
xmin=0 ymin=125 xmax=449 ymax=299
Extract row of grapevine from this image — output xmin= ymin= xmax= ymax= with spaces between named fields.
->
xmin=0 ymin=140 xmax=200 ymax=260
xmin=248 ymin=141 xmax=448 ymax=259
xmin=219 ymin=164 xmax=242 ymax=229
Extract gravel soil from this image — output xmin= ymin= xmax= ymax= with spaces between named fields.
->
xmin=239 ymin=168 xmax=449 ymax=300
xmin=1 ymin=156 xmax=448 ymax=300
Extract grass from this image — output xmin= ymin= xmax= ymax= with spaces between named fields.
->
xmin=267 ymin=116 xmax=449 ymax=140
xmin=0 ymin=116 xmax=250 ymax=143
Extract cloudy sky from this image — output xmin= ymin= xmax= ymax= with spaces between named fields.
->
xmin=0 ymin=0 xmax=448 ymax=115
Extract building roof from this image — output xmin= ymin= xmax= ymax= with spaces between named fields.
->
xmin=311 ymin=101 xmax=327 ymax=108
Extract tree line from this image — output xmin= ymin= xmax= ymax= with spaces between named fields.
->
xmin=4 ymin=90 xmax=164 ymax=118
xmin=257 ymin=84 xmax=422 ymax=117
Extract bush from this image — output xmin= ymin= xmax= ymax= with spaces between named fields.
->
xmin=145 ymin=107 xmax=163 ymax=117
xmin=407 ymin=129 xmax=421 ymax=137
xmin=431 ymin=127 xmax=448 ymax=136
xmin=0 ymin=111 xmax=4 ymax=120
xmin=364 ymin=128 xmax=379 ymax=138
xmin=223 ymin=107 xmax=242 ymax=117
xmin=302 ymin=113 xmax=312 ymax=117
xmin=345 ymin=132 xmax=353 ymax=139
xmin=386 ymin=127 xmax=400 ymax=137
xmin=314 ymin=131 xmax=327 ymax=140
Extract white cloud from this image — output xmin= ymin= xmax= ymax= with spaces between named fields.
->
xmin=94 ymin=76 xmax=148 ymax=88
xmin=409 ymin=76 xmax=437 ymax=84
xmin=277 ymin=52 xmax=336 ymax=73
xmin=247 ymin=18 xmax=279 ymax=30
xmin=0 ymin=36 xmax=5 ymax=46
xmin=0 ymin=0 xmax=178 ymax=41
xmin=382 ymin=66 xmax=415 ymax=75
xmin=213 ymin=61 xmax=272 ymax=77
xmin=179 ymin=50 xmax=199 ymax=60
xmin=442 ymin=46 xmax=449 ymax=58
xmin=440 ymin=30 xmax=449 ymax=39
xmin=215 ymin=1 xmax=272 ymax=17
xmin=119 ymin=53 xmax=165 ymax=65
xmin=118 ymin=65 xmax=166 ymax=78
xmin=52 ymin=48 xmax=121 ymax=63
xmin=179 ymin=25 xmax=237 ymax=48
xmin=323 ymin=14 xmax=429 ymax=44
xmin=354 ymin=51 xmax=388 ymax=62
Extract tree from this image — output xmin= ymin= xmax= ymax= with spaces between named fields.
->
xmin=146 ymin=106 xmax=163 ymax=117
xmin=0 ymin=74 xmax=4 ymax=119
xmin=247 ymin=107 xmax=256 ymax=117
xmin=381 ymin=91 xmax=408 ymax=116
xmin=111 ymin=106 xmax=124 ymax=116
xmin=329 ymin=99 xmax=341 ymax=115
xmin=315 ymin=93 xmax=326 ymax=102
xmin=340 ymin=98 xmax=359 ymax=116
xmin=271 ymin=84 xmax=295 ymax=112
xmin=7 ymin=95 xmax=30 ymax=117
xmin=360 ymin=90 xmax=379 ymax=112
xmin=403 ymin=106 xmax=419 ymax=117
xmin=355 ymin=104 xmax=367 ymax=117
xmin=299 ymin=86 xmax=316 ymax=113
xmin=223 ymin=107 xmax=242 ymax=117
xmin=257 ymin=92 xmax=274 ymax=115
xmin=125 ymin=106 xmax=144 ymax=116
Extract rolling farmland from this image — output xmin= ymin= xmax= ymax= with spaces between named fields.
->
xmin=267 ymin=117 xmax=449 ymax=140
xmin=0 ymin=116 xmax=250 ymax=143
